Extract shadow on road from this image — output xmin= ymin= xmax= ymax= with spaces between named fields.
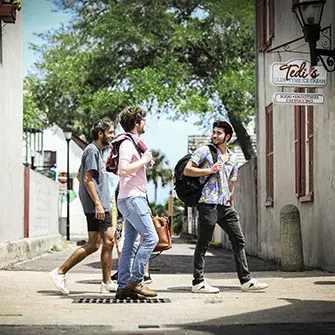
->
xmin=164 ymin=298 xmax=335 ymax=334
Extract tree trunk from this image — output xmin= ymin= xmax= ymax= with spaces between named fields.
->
xmin=227 ymin=112 xmax=256 ymax=161
xmin=154 ymin=181 xmax=158 ymax=204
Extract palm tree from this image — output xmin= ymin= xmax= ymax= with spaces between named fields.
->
xmin=147 ymin=149 xmax=173 ymax=203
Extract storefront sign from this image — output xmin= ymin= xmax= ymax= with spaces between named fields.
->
xmin=270 ymin=59 xmax=327 ymax=87
xmin=273 ymin=92 xmax=325 ymax=105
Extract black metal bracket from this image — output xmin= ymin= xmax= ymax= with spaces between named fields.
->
xmin=316 ymin=25 xmax=335 ymax=72
xmin=267 ymin=25 xmax=335 ymax=72
xmin=267 ymin=34 xmax=307 ymax=54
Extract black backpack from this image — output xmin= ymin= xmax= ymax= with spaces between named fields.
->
xmin=174 ymin=144 xmax=218 ymax=207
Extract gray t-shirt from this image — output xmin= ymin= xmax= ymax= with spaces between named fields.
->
xmin=79 ymin=143 xmax=111 ymax=213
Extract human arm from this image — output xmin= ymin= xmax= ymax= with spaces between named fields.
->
xmin=183 ymin=146 xmax=222 ymax=177
xmin=118 ymin=140 xmax=152 ymax=177
xmin=83 ymin=170 xmax=105 ymax=220
xmin=228 ymin=180 xmax=235 ymax=207
xmin=184 ymin=160 xmax=222 ymax=177
xmin=81 ymin=147 xmax=104 ymax=220
xmin=228 ymin=163 xmax=238 ymax=207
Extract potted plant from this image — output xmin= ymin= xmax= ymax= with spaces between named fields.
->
xmin=0 ymin=0 xmax=22 ymax=24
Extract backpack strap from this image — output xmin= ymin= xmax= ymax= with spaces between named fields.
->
xmin=124 ymin=133 xmax=143 ymax=156
xmin=200 ymin=144 xmax=218 ymax=188
xmin=208 ymin=144 xmax=218 ymax=164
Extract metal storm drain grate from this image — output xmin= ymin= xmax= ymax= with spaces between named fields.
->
xmin=73 ymin=297 xmax=171 ymax=304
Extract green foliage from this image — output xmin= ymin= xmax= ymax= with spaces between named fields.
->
xmin=170 ymin=198 xmax=185 ymax=235
xmin=23 ymin=79 xmax=48 ymax=132
xmin=27 ymin=0 xmax=256 ymax=155
xmin=51 ymin=245 xmax=61 ymax=252
xmin=149 ymin=202 xmax=166 ymax=217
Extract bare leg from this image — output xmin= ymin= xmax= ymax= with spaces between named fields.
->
xmin=58 ymin=232 xmax=101 ymax=275
xmin=101 ymin=227 xmax=115 ymax=284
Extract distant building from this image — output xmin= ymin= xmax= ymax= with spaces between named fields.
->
xmin=256 ymin=0 xmax=335 ymax=271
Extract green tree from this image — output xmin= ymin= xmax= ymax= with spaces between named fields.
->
xmin=164 ymin=198 xmax=185 ymax=235
xmin=23 ymin=78 xmax=48 ymax=132
xmin=146 ymin=149 xmax=173 ymax=203
xmin=28 ymin=0 xmax=256 ymax=157
xmin=149 ymin=202 xmax=166 ymax=217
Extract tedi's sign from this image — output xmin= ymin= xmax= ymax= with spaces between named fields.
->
xmin=270 ymin=59 xmax=327 ymax=87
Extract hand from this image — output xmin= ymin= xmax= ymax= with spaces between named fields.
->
xmin=148 ymin=159 xmax=155 ymax=167
xmin=142 ymin=150 xmax=153 ymax=164
xmin=210 ymin=162 xmax=222 ymax=173
xmin=95 ymin=203 xmax=105 ymax=221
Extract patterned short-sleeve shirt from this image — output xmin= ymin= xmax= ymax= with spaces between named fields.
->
xmin=191 ymin=145 xmax=238 ymax=206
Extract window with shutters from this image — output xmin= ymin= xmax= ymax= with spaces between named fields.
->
xmin=257 ymin=0 xmax=275 ymax=52
xmin=265 ymin=103 xmax=274 ymax=206
xmin=294 ymin=88 xmax=314 ymax=202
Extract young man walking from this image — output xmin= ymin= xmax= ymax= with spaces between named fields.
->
xmin=49 ymin=118 xmax=117 ymax=295
xmin=184 ymin=119 xmax=268 ymax=293
xmin=114 ymin=105 xmax=158 ymax=299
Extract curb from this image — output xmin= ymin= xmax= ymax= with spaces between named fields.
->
xmin=0 ymin=234 xmax=64 ymax=269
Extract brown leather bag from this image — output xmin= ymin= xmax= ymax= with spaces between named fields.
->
xmin=152 ymin=216 xmax=172 ymax=252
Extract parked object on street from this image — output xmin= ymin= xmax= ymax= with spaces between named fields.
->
xmin=280 ymin=204 xmax=304 ymax=272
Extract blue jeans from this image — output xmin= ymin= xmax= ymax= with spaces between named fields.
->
xmin=117 ymin=196 xmax=159 ymax=288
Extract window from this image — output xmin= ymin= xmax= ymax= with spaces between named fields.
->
xmin=265 ymin=103 xmax=274 ymax=206
xmin=43 ymin=151 xmax=57 ymax=168
xmin=257 ymin=0 xmax=275 ymax=51
xmin=294 ymin=89 xmax=314 ymax=202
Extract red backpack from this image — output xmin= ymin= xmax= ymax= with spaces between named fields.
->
xmin=106 ymin=133 xmax=144 ymax=175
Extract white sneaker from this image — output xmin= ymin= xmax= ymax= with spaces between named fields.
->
xmin=192 ymin=280 xmax=220 ymax=294
xmin=241 ymin=278 xmax=268 ymax=292
xmin=49 ymin=268 xmax=69 ymax=295
xmin=100 ymin=281 xmax=117 ymax=294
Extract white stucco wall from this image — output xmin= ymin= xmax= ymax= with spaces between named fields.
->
xmin=0 ymin=9 xmax=24 ymax=243
xmin=29 ymin=170 xmax=59 ymax=237
xmin=257 ymin=0 xmax=335 ymax=270
xmin=43 ymin=126 xmax=87 ymax=236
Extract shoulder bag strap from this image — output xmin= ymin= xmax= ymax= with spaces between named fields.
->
xmin=200 ymin=144 xmax=218 ymax=189
xmin=124 ymin=133 xmax=143 ymax=156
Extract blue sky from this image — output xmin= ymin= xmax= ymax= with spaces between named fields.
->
xmin=23 ymin=0 xmax=206 ymax=204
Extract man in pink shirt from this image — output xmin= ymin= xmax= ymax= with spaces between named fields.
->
xmin=115 ymin=106 xmax=159 ymax=299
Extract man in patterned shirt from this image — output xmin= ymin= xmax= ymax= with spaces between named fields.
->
xmin=184 ymin=119 xmax=268 ymax=293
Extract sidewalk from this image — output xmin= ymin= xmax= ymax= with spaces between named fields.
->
xmin=0 ymin=236 xmax=335 ymax=334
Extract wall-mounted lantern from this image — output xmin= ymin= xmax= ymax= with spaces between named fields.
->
xmin=292 ymin=0 xmax=335 ymax=71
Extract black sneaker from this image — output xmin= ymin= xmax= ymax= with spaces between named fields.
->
xmin=111 ymin=271 xmax=118 ymax=282
xmin=115 ymin=287 xmax=140 ymax=300
xmin=143 ymin=274 xmax=152 ymax=284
